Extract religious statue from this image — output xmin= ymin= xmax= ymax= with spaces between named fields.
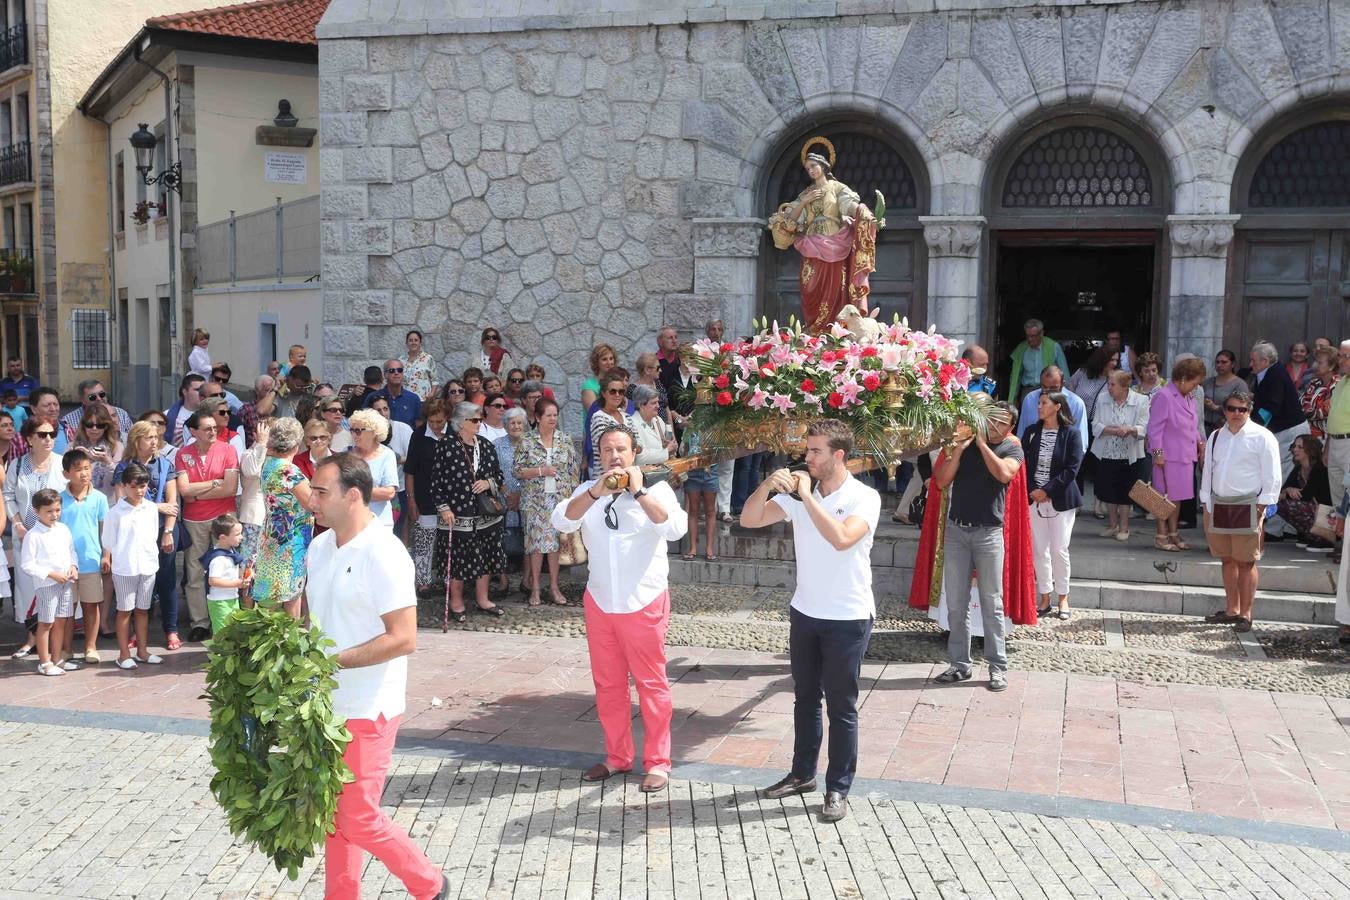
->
xmin=768 ymin=136 xmax=884 ymax=334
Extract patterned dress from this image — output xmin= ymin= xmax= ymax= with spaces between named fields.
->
xmin=404 ymin=350 xmax=438 ymax=400
xmin=515 ymin=431 xmax=580 ymax=553
xmin=429 ymin=434 xmax=506 ymax=583
xmin=249 ymin=457 xmax=314 ymax=607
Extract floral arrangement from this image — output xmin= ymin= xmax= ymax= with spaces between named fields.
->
xmin=682 ymin=314 xmax=984 ymax=463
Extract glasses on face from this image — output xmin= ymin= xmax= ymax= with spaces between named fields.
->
xmin=85 ymin=391 xmax=107 ymax=401
xmin=34 ymin=430 xmax=55 ymax=439
xmin=1225 ymin=405 xmax=1249 ymax=414
xmin=203 ymin=393 xmax=224 ymax=400
xmin=466 ymin=417 xmax=483 ymax=424
xmin=484 ymin=334 xmax=500 ymax=342
xmin=489 ymin=402 xmax=506 ymax=409
xmin=447 ymin=388 xmax=464 ymax=395
xmin=349 ymin=427 xmax=368 ymax=435
xmin=324 ymin=406 xmax=343 ymax=414
xmin=82 ymin=421 xmax=106 ymax=429
xmin=385 ymin=367 xmax=403 ymax=374
xmin=213 ymin=408 xmax=230 ymax=416
xmin=307 ymin=434 xmax=329 ymax=442
xmin=508 ymin=377 xmax=524 ymax=384
xmin=604 ymin=388 xmax=625 ymax=395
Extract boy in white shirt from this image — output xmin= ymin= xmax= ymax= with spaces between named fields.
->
xmin=102 ymin=463 xmax=165 ymax=669
xmin=201 ymin=514 xmax=250 ymax=633
xmin=21 ymin=489 xmax=78 ymax=676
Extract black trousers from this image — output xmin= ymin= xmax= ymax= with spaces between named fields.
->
xmin=789 ymin=607 xmax=874 ymax=795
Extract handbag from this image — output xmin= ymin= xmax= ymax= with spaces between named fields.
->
xmin=477 ymin=482 xmax=505 ymax=517
xmin=1129 ymin=479 xmax=1177 ymax=520
xmin=558 ymin=529 xmax=587 ymax=566
xmin=502 ymin=525 xmax=524 ymax=556
xmin=1311 ymin=504 xmax=1338 ymax=543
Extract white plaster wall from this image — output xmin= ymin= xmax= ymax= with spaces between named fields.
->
xmin=192 ymin=284 xmax=322 ymax=380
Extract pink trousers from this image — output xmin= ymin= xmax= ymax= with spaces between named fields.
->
xmin=325 ymin=714 xmax=442 ymax=900
xmin=584 ymin=589 xmax=673 ymax=774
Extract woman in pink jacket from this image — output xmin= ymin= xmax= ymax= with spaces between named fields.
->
xmin=1146 ymin=357 xmax=1208 ymax=551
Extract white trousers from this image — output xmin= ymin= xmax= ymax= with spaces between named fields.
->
xmin=716 ymin=465 xmax=733 ymax=514
xmin=1029 ymin=502 xmax=1076 ymax=596
xmin=1328 ymin=437 xmax=1350 ymax=510
xmin=1337 ymin=528 xmax=1350 ymax=626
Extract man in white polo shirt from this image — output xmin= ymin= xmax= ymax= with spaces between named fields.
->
xmin=552 ymin=423 xmax=687 ymax=793
xmin=305 ymin=453 xmax=446 ymax=900
xmin=740 ymin=418 xmax=881 ymax=823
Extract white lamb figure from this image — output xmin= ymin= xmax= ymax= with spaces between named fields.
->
xmin=837 ymin=304 xmax=882 ymax=343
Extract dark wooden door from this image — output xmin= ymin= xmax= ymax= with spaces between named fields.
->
xmin=1231 ymin=230 xmax=1350 ymax=352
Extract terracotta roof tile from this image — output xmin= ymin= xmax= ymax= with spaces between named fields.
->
xmin=147 ymin=0 xmax=329 ymax=46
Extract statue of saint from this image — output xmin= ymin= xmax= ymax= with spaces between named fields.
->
xmin=768 ymin=136 xmax=881 ymax=333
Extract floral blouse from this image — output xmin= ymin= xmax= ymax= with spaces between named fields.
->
xmin=404 ymin=350 xmax=438 ymax=401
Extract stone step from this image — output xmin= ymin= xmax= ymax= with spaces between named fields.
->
xmin=667 ymin=559 xmax=1336 ymax=626
xmin=695 ymin=525 xmax=1338 ymax=596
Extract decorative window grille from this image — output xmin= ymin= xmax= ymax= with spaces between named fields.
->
xmin=1249 ymin=121 xmax=1350 ymax=208
xmin=1002 ymin=126 xmax=1154 ymax=208
xmin=70 ymin=309 xmax=109 ymax=369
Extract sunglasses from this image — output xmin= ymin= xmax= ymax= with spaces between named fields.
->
xmin=484 ymin=334 xmax=500 ymax=341
xmin=488 ymin=402 xmax=506 ymax=409
xmin=508 ymin=377 xmax=524 ymax=383
xmin=324 ymin=406 xmax=343 ymax=413
xmin=307 ymin=434 xmax=329 ymax=442
xmin=34 ymin=430 xmax=55 ymax=439
xmin=604 ymin=495 xmax=621 ymax=530
xmin=385 ymin=367 xmax=403 ymax=374
xmin=447 ymin=388 xmax=465 ymax=395
xmin=604 ymin=388 xmax=626 ymax=395
xmin=349 ymin=427 xmax=368 ymax=435
xmin=1225 ymin=405 xmax=1250 ymax=413
xmin=82 ymin=421 xmax=107 ymax=429
xmin=467 ymin=417 xmax=483 ymax=424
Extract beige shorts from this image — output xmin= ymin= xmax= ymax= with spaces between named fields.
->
xmin=1204 ymin=513 xmax=1263 ymax=563
xmin=74 ymin=573 xmax=103 ymax=607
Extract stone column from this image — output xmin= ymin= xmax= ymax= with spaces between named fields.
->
xmin=1166 ymin=215 xmax=1239 ymax=366
xmin=918 ymin=216 xmax=985 ymax=346
xmin=686 ymin=217 xmax=764 ymax=338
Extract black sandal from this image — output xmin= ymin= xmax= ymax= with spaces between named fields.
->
xmin=449 ymin=608 xmax=467 ymax=624
xmin=474 ymin=604 xmax=505 ymax=618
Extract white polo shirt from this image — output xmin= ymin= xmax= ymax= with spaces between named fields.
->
xmin=771 ymin=473 xmax=881 ymax=621
xmin=551 ymin=480 xmax=687 ymax=614
xmin=306 ymin=517 xmax=416 ymax=722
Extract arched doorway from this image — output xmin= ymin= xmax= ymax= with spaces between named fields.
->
xmin=1230 ymin=109 xmax=1350 ymax=355
xmin=758 ymin=121 xmax=926 ymax=330
xmin=986 ymin=115 xmax=1169 ymax=387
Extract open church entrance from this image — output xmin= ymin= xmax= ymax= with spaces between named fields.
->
xmin=987 ymin=117 xmax=1168 ymax=390
xmin=992 ymin=235 xmax=1156 ymax=386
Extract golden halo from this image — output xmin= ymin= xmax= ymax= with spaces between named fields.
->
xmin=800 ymin=135 xmax=836 ymax=170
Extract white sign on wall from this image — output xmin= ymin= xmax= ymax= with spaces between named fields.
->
xmin=264 ymin=152 xmax=307 ymax=185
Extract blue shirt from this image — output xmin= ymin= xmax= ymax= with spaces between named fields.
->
xmin=969 ymin=376 xmax=996 ymax=397
xmin=365 ymin=386 xmax=421 ymax=428
xmin=3 ymin=403 xmax=27 ymax=430
xmin=59 ymin=488 xmax=109 ymax=574
xmin=0 ymin=374 xmax=37 ymax=399
xmin=1017 ymin=388 xmax=1089 ymax=449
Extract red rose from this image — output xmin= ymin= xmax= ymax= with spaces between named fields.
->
xmin=827 ymin=392 xmax=844 ymax=409
xmin=715 ymin=373 xmax=730 ymax=389
xmin=716 ymin=391 xmax=733 ymax=406
xmin=799 ymin=378 xmax=816 ymax=393
xmin=860 ymin=346 xmax=879 ymax=357
xmin=862 ymin=372 xmax=881 ymax=391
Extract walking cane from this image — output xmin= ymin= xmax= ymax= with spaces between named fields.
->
xmin=442 ymin=530 xmax=452 ymax=633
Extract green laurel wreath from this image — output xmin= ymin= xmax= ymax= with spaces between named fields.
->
xmin=201 ymin=606 xmax=353 ymax=879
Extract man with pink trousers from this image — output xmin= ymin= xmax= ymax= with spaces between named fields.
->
xmin=552 ymin=423 xmax=687 ymax=792
xmin=1146 ymin=357 xmax=1208 ymax=552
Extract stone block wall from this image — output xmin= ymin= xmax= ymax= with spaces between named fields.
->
xmin=319 ymin=0 xmax=1350 ymax=421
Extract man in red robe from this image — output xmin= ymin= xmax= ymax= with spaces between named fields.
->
xmin=908 ymin=404 xmax=1036 ymax=691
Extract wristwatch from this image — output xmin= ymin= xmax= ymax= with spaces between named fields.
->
xmin=632 ymin=487 xmax=649 ymax=500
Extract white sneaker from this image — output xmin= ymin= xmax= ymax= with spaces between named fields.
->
xmin=135 ymin=654 xmax=164 ymax=665
xmin=116 ymin=658 xmax=138 ymax=670
xmin=38 ymin=662 xmax=64 ymax=676
xmin=59 ymin=660 xmax=80 ymax=671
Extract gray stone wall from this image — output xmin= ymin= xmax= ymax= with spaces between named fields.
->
xmin=319 ymin=0 xmax=1350 ymax=417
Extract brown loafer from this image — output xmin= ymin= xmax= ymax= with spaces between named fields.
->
xmin=1233 ymin=618 xmax=1253 ymax=633
xmin=581 ymin=762 xmax=630 ymax=783
xmin=1203 ymin=610 xmax=1240 ymax=623
xmin=640 ymin=772 xmax=669 ymax=793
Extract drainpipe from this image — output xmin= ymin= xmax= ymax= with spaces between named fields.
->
xmin=99 ymin=118 xmax=117 ymax=403
xmin=132 ymin=49 xmax=176 ymax=407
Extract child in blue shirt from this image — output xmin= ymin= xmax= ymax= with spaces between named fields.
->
xmin=60 ymin=448 xmax=109 ymax=664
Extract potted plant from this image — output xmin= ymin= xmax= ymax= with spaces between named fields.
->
xmin=9 ymin=252 xmax=32 ymax=293
xmin=131 ymin=200 xmax=159 ymax=226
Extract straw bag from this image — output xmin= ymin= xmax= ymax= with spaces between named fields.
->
xmin=558 ymin=529 xmax=587 ymax=566
xmin=1129 ymin=479 xmax=1177 ymax=520
xmin=1310 ymin=504 xmax=1338 ymax=544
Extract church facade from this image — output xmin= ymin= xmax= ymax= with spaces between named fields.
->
xmin=317 ymin=0 xmax=1350 ymax=399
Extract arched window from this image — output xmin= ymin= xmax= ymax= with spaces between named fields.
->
xmin=759 ymin=122 xmax=926 ymax=328
xmin=1001 ymin=126 xmax=1155 ymax=208
xmin=1247 ymin=121 xmax=1350 ymax=208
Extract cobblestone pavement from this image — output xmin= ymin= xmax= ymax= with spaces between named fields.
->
xmin=2 ymin=719 xmax=1349 ymax=900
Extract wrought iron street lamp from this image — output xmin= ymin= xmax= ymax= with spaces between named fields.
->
xmin=128 ymin=122 xmax=180 ymax=194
